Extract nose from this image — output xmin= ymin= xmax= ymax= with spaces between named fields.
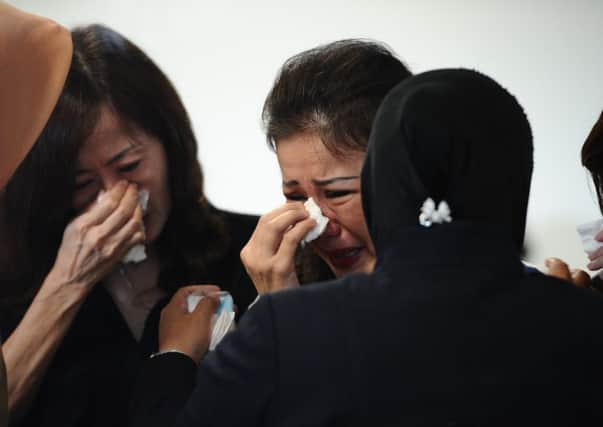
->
xmin=322 ymin=219 xmax=341 ymax=237
xmin=100 ymin=171 xmax=126 ymax=192
xmin=316 ymin=201 xmax=341 ymax=237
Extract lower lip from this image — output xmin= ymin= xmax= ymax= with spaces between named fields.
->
xmin=327 ymin=248 xmax=364 ymax=270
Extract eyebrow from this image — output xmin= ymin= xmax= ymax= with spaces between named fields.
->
xmin=76 ymin=145 xmax=139 ymax=175
xmin=283 ymin=176 xmax=360 ymax=187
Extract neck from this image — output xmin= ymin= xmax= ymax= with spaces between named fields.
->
xmin=107 ymin=245 xmax=160 ymax=291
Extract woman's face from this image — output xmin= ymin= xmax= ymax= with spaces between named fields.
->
xmin=276 ymin=131 xmax=376 ymax=277
xmin=72 ymin=106 xmax=171 ymax=245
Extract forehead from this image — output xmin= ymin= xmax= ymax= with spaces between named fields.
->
xmin=77 ymin=107 xmax=140 ymax=163
xmin=276 ymin=132 xmax=365 ymax=184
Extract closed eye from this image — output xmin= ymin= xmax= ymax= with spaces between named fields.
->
xmin=119 ymin=160 xmax=141 ymax=173
xmin=325 ymin=190 xmax=353 ymax=199
xmin=74 ymin=179 xmax=94 ymax=191
xmin=284 ymin=193 xmax=307 ymax=202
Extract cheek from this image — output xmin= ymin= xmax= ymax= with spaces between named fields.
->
xmin=72 ymin=185 xmax=101 ymax=213
xmin=334 ymin=199 xmax=370 ymax=243
xmin=154 ymin=162 xmax=172 ymax=217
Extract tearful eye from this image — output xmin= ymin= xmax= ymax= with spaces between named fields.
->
xmin=325 ymin=190 xmax=352 ymax=199
xmin=119 ymin=160 xmax=141 ymax=173
xmin=74 ymin=179 xmax=93 ymax=191
xmin=284 ymin=193 xmax=307 ymax=202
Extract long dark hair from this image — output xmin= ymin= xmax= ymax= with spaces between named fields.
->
xmin=582 ymin=111 xmax=603 ymax=212
xmin=1 ymin=24 xmax=227 ymax=308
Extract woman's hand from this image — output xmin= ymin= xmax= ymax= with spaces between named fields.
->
xmin=586 ymin=230 xmax=603 ymax=272
xmin=545 ymin=257 xmax=591 ymax=288
xmin=45 ymin=180 xmax=145 ymax=295
xmin=240 ymin=203 xmax=316 ymax=295
xmin=4 ymin=182 xmax=146 ymax=419
xmin=159 ymin=285 xmax=220 ymax=364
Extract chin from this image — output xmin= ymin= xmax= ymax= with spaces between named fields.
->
xmin=330 ymin=258 xmax=372 ymax=278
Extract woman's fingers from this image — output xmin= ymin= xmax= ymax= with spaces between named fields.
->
xmin=274 ymin=217 xmax=317 ymax=267
xmin=78 ymin=180 xmax=129 ymax=226
xmin=545 ymin=257 xmax=571 ymax=281
xmin=587 ymin=255 xmax=603 ymax=271
xmin=260 ymin=208 xmax=309 ymax=252
xmin=588 ymin=245 xmax=603 ymax=261
xmin=102 ymin=206 xmax=145 ymax=260
xmin=191 ymin=294 xmax=219 ymax=318
xmin=241 ymin=202 xmax=312 ymax=294
xmin=570 ymin=269 xmax=591 ymax=288
xmin=92 ymin=183 xmax=141 ymax=243
xmin=546 ymin=257 xmax=594 ymax=288
xmin=175 ymin=285 xmax=222 ymax=299
xmin=242 ymin=203 xmax=307 ymax=266
xmin=260 ymin=202 xmax=305 ymax=224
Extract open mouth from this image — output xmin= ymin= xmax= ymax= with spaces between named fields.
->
xmin=326 ymin=247 xmax=364 ymax=270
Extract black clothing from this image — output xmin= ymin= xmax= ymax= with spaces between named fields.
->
xmin=362 ymin=69 xmax=532 ymax=253
xmin=131 ymin=225 xmax=603 ymax=426
xmin=1 ymin=210 xmax=257 ymax=427
xmin=129 ymin=70 xmax=603 ymax=426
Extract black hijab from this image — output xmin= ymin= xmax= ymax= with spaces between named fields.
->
xmin=362 ymin=69 xmax=533 ymax=257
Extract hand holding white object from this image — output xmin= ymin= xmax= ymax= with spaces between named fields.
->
xmin=241 ymin=202 xmax=317 ymax=294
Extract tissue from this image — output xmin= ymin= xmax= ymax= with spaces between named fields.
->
xmin=123 ymin=189 xmax=149 ymax=264
xmin=186 ymin=291 xmax=236 ymax=351
xmin=302 ymin=197 xmax=328 ymax=243
xmin=577 ymin=218 xmax=603 ymax=255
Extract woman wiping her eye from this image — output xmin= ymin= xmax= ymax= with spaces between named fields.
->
xmin=240 ymin=39 xmax=412 ymax=294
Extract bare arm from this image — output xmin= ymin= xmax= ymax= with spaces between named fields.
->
xmin=3 ymin=273 xmax=90 ymax=422
xmin=2 ymin=182 xmax=144 ymax=422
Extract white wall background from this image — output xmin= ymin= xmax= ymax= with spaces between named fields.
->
xmin=11 ymin=0 xmax=603 ymax=270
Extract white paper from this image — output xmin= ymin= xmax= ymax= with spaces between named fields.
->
xmin=123 ymin=189 xmax=149 ymax=264
xmin=577 ymin=218 xmax=603 ymax=255
xmin=302 ymin=197 xmax=328 ymax=243
xmin=186 ymin=293 xmax=236 ymax=351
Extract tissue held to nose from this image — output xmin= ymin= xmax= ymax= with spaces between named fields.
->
xmin=302 ymin=197 xmax=328 ymax=243
xmin=122 ymin=189 xmax=149 ymax=264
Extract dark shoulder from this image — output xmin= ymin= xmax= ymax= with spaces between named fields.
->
xmin=212 ymin=208 xmax=258 ymax=248
xmin=519 ymin=272 xmax=603 ymax=328
xmin=268 ymin=272 xmax=374 ymax=318
xmin=523 ymin=272 xmax=603 ymax=303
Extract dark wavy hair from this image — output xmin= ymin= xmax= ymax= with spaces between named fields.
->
xmin=582 ymin=111 xmax=603 ymax=213
xmin=263 ymin=39 xmax=412 ymax=156
xmin=262 ymin=39 xmax=412 ymax=282
xmin=1 ymin=24 xmax=227 ymax=307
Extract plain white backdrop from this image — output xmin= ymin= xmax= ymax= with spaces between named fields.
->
xmin=11 ymin=0 xmax=603 ymax=270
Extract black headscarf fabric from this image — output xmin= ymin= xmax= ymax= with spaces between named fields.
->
xmin=362 ymin=69 xmax=533 ymax=257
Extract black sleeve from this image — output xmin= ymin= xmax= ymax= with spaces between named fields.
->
xmin=129 ymin=295 xmax=277 ymax=427
xmin=129 ymin=352 xmax=197 ymax=427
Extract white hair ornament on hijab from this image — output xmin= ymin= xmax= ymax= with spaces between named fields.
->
xmin=419 ymin=198 xmax=452 ymax=227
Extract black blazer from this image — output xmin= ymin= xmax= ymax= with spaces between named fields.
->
xmin=130 ymin=224 xmax=603 ymax=426
xmin=2 ymin=209 xmax=258 ymax=427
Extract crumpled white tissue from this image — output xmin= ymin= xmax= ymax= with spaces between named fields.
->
xmin=186 ymin=292 xmax=236 ymax=351
xmin=302 ymin=197 xmax=328 ymax=243
xmin=123 ymin=189 xmax=149 ymax=264
xmin=577 ymin=218 xmax=603 ymax=255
